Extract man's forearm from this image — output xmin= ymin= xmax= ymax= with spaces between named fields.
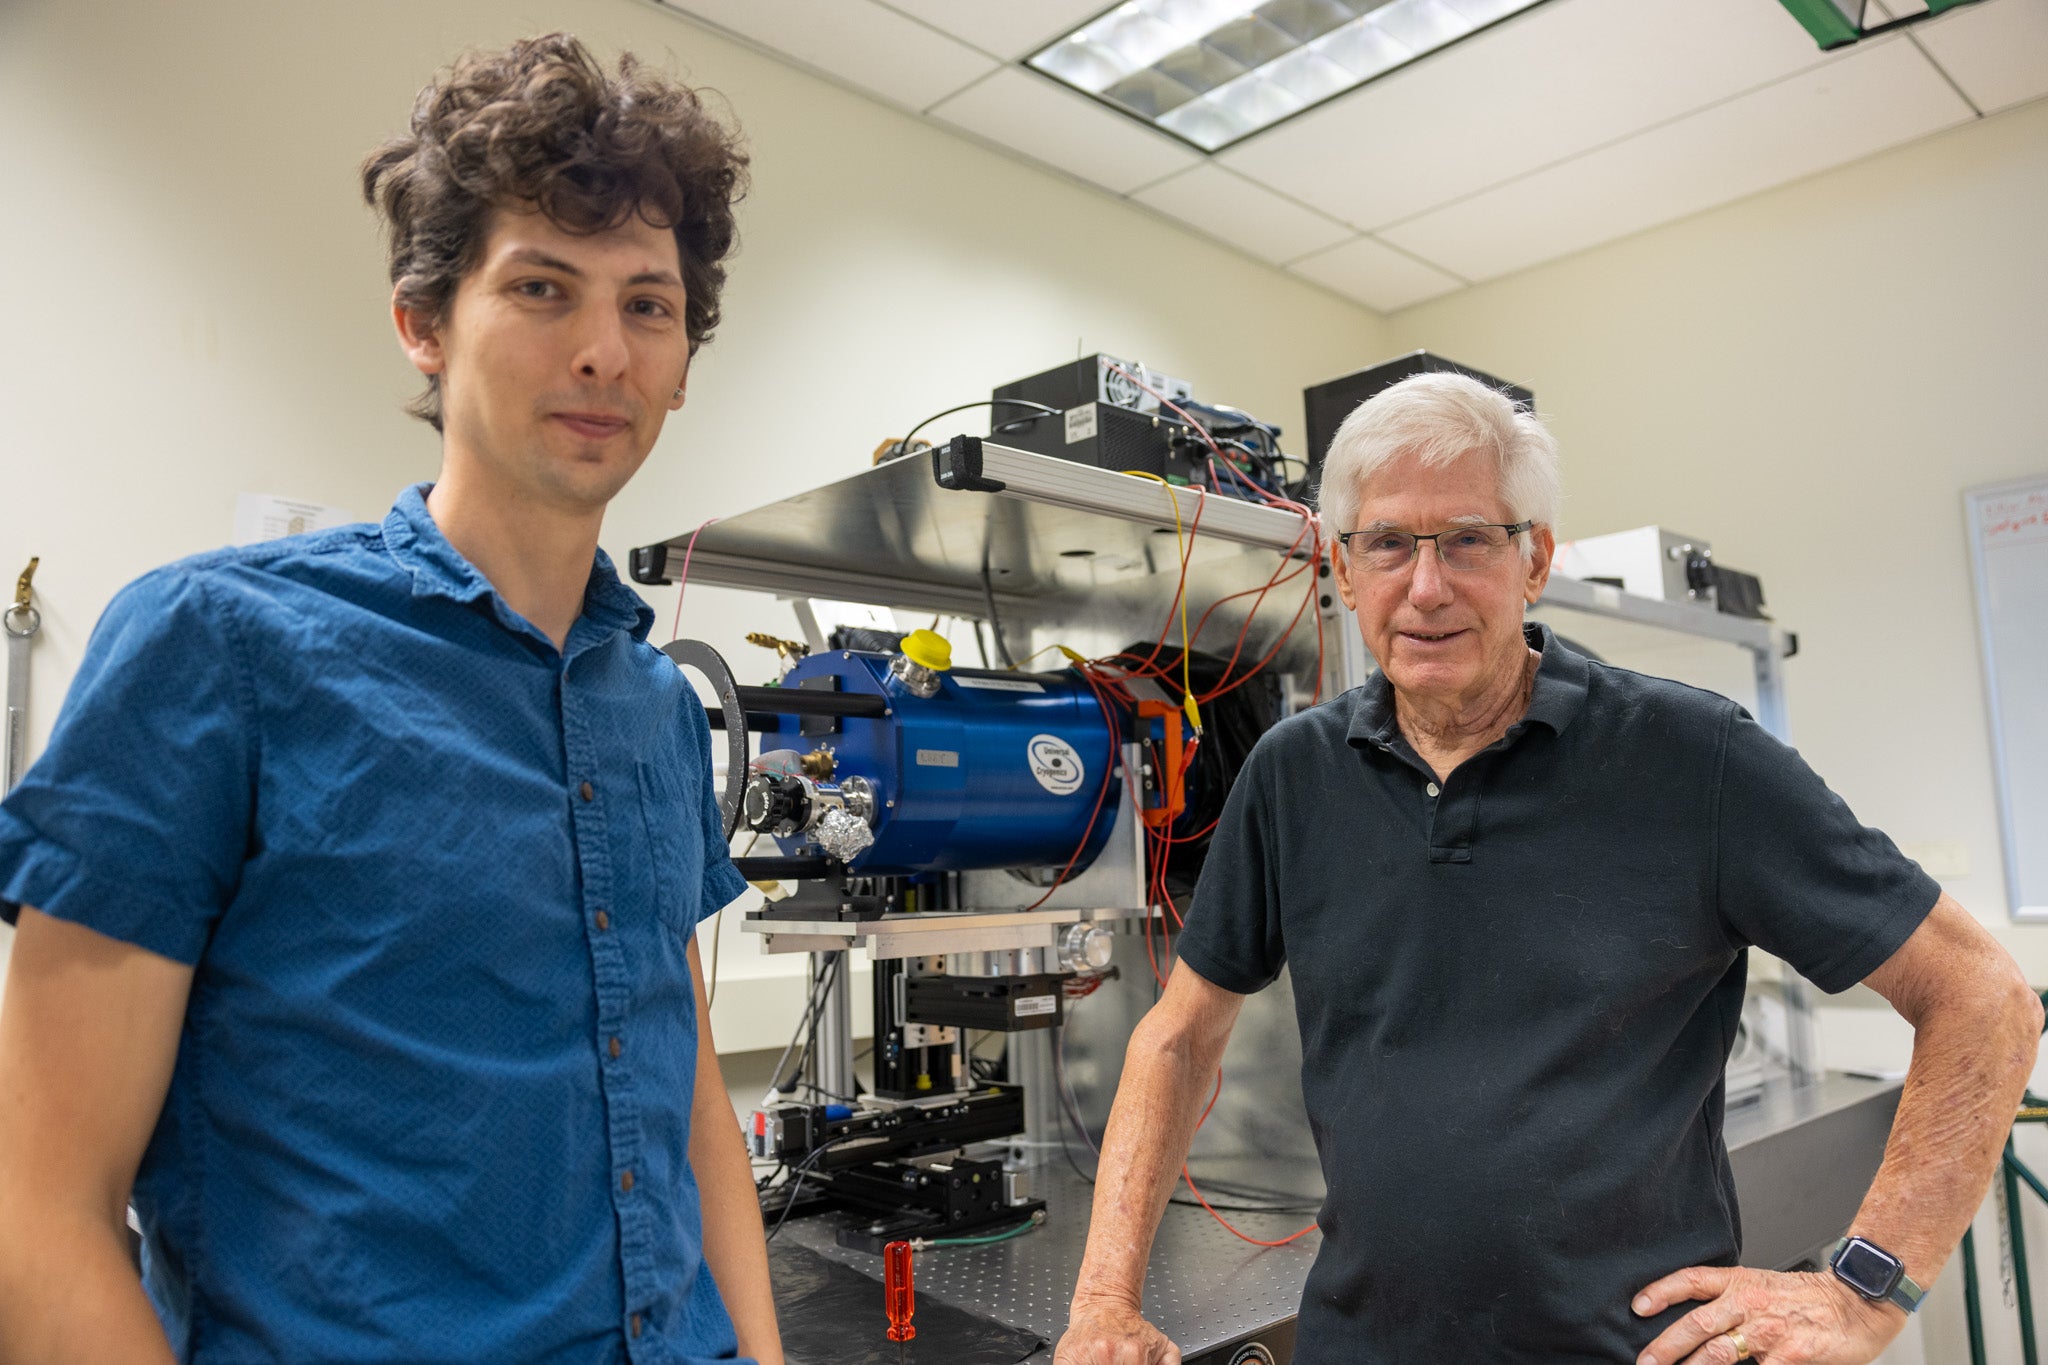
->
xmin=1070 ymin=1010 xmax=1229 ymax=1311
xmin=1847 ymin=978 xmax=2042 ymax=1290
xmin=690 ymin=1050 xmax=782 ymax=1365
xmin=0 ymin=1207 xmax=175 ymax=1365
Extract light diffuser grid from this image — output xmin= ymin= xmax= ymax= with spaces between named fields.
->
xmin=1028 ymin=0 xmax=1549 ymax=151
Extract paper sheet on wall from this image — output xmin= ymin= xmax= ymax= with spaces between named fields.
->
xmin=233 ymin=493 xmax=353 ymax=546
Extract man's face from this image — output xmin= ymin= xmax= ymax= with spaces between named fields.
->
xmin=396 ymin=206 xmax=691 ymax=513
xmin=1332 ymin=450 xmax=1554 ymax=707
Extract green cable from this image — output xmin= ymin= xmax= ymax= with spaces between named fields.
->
xmin=922 ymin=1215 xmax=1043 ymax=1249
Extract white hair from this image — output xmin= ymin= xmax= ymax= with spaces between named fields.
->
xmin=1316 ymin=371 xmax=1561 ymax=554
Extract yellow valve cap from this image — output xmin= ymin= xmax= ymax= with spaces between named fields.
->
xmin=901 ymin=628 xmax=952 ymax=672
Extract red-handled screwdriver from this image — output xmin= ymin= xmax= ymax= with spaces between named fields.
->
xmin=884 ymin=1239 xmax=915 ymax=1364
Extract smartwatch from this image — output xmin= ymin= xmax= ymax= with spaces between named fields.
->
xmin=1826 ymin=1236 xmax=1925 ymax=1314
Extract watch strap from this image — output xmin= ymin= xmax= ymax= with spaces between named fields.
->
xmin=1826 ymin=1236 xmax=1925 ymax=1313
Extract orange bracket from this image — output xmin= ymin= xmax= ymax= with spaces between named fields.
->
xmin=1135 ymin=699 xmax=1187 ymax=830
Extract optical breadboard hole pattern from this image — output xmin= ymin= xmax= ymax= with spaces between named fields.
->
xmin=779 ymin=1164 xmax=1319 ymax=1349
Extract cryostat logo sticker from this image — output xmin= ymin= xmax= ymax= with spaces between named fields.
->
xmin=1027 ymin=734 xmax=1084 ymax=796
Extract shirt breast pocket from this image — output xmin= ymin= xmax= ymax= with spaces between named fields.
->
xmin=637 ymin=759 xmax=708 ymax=933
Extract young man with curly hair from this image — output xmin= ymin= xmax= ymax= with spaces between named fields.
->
xmin=0 ymin=34 xmax=780 ymax=1365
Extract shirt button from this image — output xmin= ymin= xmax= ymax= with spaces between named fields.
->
xmin=1426 ymin=782 xmax=1440 ymax=797
xmin=595 ymin=909 xmax=610 ymax=931
xmin=579 ymin=780 xmax=595 ymax=802
xmin=620 ymin=1169 xmax=635 ymax=1193
xmin=630 ymin=1313 xmax=643 ymax=1339
xmin=609 ymin=1036 xmax=622 ymax=1060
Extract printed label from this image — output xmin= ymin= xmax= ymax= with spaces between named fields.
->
xmin=954 ymin=676 xmax=1046 ymax=693
xmin=915 ymin=749 xmax=960 ymax=768
xmin=1027 ymin=734 xmax=1084 ymax=796
xmin=1063 ymin=405 xmax=1098 ymax=444
xmin=1014 ymin=995 xmax=1058 ymax=1018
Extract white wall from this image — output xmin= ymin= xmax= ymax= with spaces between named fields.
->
xmin=0 ymin=0 xmax=1389 ymax=1040
xmin=1385 ymin=94 xmax=2048 ymax=1365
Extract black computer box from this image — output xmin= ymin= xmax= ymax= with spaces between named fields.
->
xmin=995 ymin=352 xmax=1194 ymax=415
xmin=1302 ymin=351 xmax=1534 ymax=493
xmin=986 ymin=399 xmax=1205 ymax=482
xmin=989 ymin=354 xmax=1203 ymax=481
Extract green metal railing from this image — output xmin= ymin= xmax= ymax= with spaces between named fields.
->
xmin=1960 ymin=990 xmax=2048 ymax=1365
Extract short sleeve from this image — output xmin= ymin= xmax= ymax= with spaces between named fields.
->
xmin=1174 ymin=739 xmax=1285 ymax=995
xmin=0 ymin=569 xmax=254 ymax=963
xmin=685 ymin=690 xmax=746 ymax=926
xmin=1715 ymin=707 xmax=1939 ymax=993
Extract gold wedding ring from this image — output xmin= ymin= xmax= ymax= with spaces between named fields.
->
xmin=1726 ymin=1328 xmax=1753 ymax=1360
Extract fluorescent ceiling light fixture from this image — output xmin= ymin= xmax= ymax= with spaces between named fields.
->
xmin=1028 ymin=0 xmax=1551 ymax=152
xmin=1776 ymin=0 xmax=1985 ymax=51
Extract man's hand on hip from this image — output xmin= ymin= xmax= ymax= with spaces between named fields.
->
xmin=1633 ymin=1263 xmax=1904 ymax=1365
xmin=1055 ymin=1295 xmax=1182 ymax=1365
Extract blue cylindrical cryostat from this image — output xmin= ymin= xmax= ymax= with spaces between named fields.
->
xmin=761 ymin=651 xmax=1121 ymax=876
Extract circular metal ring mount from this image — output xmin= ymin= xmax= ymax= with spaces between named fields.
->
xmin=3 ymin=606 xmax=41 ymax=639
xmin=661 ymin=637 xmax=748 ymax=839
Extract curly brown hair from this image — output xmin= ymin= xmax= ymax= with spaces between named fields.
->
xmin=361 ymin=33 xmax=748 ymax=431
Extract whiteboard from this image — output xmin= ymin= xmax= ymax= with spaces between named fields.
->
xmin=1968 ymin=474 xmax=2048 ymax=920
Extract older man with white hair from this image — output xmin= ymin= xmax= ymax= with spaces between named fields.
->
xmin=1056 ymin=373 xmax=2040 ymax=1365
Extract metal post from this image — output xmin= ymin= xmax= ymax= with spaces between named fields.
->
xmin=2007 ymin=1138 xmax=2040 ymax=1365
xmin=1011 ymin=1027 xmax=1062 ymax=1169
xmin=1749 ymin=636 xmax=1792 ymax=743
xmin=1964 ymin=1227 xmax=1987 ymax=1365
xmin=1777 ymin=971 xmax=1822 ymax=1083
xmin=811 ymin=950 xmax=856 ymax=1103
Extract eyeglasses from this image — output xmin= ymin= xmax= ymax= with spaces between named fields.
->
xmin=1335 ymin=521 xmax=1534 ymax=573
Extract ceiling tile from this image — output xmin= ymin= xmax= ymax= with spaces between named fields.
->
xmin=1131 ymin=164 xmax=1357 ymax=264
xmin=1218 ymin=0 xmax=1832 ymax=232
xmin=1377 ymin=36 xmax=1974 ymax=281
xmin=1914 ymin=0 xmax=2048 ymax=115
xmin=1287 ymin=236 xmax=1466 ymax=312
xmin=928 ymin=67 xmax=1201 ymax=194
xmin=662 ymin=0 xmax=996 ymax=112
xmin=877 ymin=0 xmax=1112 ymax=60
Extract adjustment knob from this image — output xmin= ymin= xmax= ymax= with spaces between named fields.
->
xmin=742 ymin=773 xmax=807 ymax=835
xmin=1059 ymin=922 xmax=1116 ymax=974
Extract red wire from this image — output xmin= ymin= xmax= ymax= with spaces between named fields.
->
xmin=1022 ymin=671 xmax=1127 ymax=912
xmin=1178 ymin=1166 xmax=1318 ymax=1248
xmin=668 ymin=517 xmax=719 ymax=642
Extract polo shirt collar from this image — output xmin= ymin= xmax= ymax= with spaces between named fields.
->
xmin=380 ymin=483 xmax=655 ymax=648
xmin=1346 ymin=620 xmax=1589 ymax=749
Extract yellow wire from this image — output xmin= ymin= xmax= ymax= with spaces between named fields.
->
xmin=1120 ymin=471 xmax=1202 ymax=735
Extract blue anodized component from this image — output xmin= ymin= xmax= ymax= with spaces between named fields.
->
xmin=766 ymin=651 xmax=1120 ymax=876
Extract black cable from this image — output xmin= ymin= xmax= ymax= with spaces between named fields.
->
xmin=763 ymin=1131 xmax=873 ymax=1243
xmin=893 ymin=399 xmax=1058 ymax=461
xmin=980 ymin=553 xmax=1016 ymax=668
xmin=1052 ymin=1019 xmax=1320 ymax=1214
xmin=1119 ymin=641 xmax=1285 ymax=900
xmin=767 ymin=955 xmax=841 ymax=1096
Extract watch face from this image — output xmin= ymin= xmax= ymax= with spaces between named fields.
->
xmin=1836 ymin=1239 xmax=1903 ymax=1298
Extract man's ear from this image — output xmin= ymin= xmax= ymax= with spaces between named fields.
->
xmin=670 ymin=349 xmax=693 ymax=411
xmin=1523 ymin=523 xmax=1556 ymax=606
xmin=392 ymin=292 xmax=445 ymax=378
xmin=1330 ymin=538 xmax=1359 ymax=613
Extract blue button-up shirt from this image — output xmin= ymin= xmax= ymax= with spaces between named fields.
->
xmin=0 ymin=484 xmax=750 ymax=1363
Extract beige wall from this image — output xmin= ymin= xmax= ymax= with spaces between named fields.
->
xmin=1387 ymin=93 xmax=2048 ymax=991
xmin=1384 ymin=96 xmax=2048 ymax=1365
xmin=0 ymin=0 xmax=1389 ymax=1041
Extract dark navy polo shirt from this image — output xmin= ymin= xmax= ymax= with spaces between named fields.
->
xmin=0 ymin=485 xmax=750 ymax=1363
xmin=1175 ymin=624 xmax=1938 ymax=1364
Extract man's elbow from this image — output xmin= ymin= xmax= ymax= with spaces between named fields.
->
xmin=1970 ymin=958 xmax=2043 ymax=1078
xmin=2014 ymin=977 xmax=2045 ymax=1055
